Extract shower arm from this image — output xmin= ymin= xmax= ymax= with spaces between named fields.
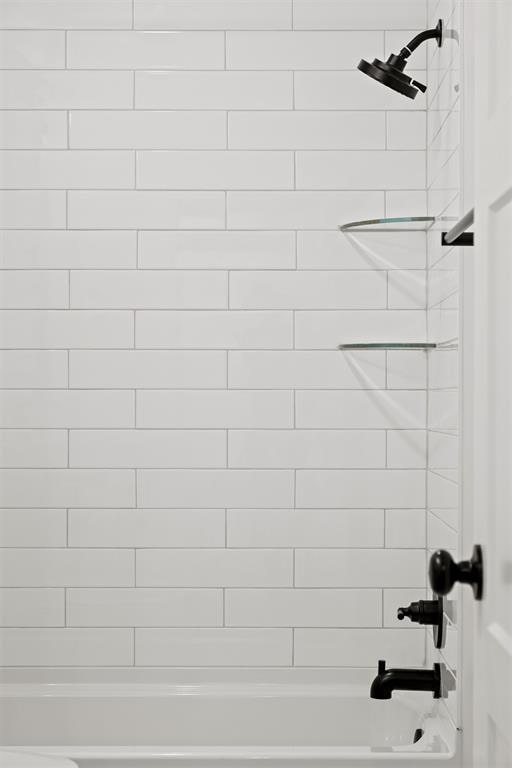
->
xmin=389 ymin=20 xmax=443 ymax=70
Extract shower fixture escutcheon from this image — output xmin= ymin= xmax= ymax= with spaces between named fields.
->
xmin=358 ymin=19 xmax=443 ymax=99
xmin=397 ymin=596 xmax=446 ymax=649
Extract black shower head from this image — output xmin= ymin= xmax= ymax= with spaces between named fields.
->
xmin=358 ymin=19 xmax=443 ymax=100
xmin=358 ymin=55 xmax=426 ymax=99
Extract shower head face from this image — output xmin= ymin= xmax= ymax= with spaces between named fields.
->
xmin=358 ymin=56 xmax=425 ymax=99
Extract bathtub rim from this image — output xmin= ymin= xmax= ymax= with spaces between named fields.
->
xmin=0 ymin=675 xmax=456 ymax=762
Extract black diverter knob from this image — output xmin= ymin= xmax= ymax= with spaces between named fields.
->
xmin=429 ymin=545 xmax=483 ymax=600
xmin=397 ymin=596 xmax=445 ymax=649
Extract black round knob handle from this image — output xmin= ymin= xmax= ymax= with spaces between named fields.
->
xmin=429 ymin=546 xmax=483 ymax=600
xmin=428 ymin=550 xmax=456 ymax=595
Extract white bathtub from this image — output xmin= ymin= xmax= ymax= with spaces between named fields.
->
xmin=0 ymin=670 xmax=457 ymax=768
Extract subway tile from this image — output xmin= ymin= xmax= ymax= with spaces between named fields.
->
xmin=0 ymin=191 xmax=64 ymax=229
xmin=386 ymin=350 xmax=427 ymax=389
xmin=387 ymin=112 xmax=427 ymax=150
xmin=70 ymin=271 xmax=227 ymax=309
xmin=138 ymin=469 xmax=294 ymax=508
xmin=0 ymin=430 xmax=68 ymax=468
xmin=228 ymin=430 xmax=385 ymax=469
xmin=297 ymin=231 xmax=426 ymax=270
xmin=295 ymin=548 xmax=425 ymax=588
xmin=70 ymin=351 xmax=226 ymax=389
xmin=0 ymin=31 xmax=64 ymax=68
xmin=136 ymin=628 xmax=291 ymax=666
xmin=0 ymin=391 xmax=134 ymax=428
xmin=228 ymin=111 xmax=385 ymax=150
xmin=68 ymin=31 xmax=224 ymax=69
xmin=67 ymin=588 xmax=222 ymax=627
xmin=293 ymin=1 xmax=426 ymax=30
xmin=385 ymin=509 xmax=426 ymax=548
xmin=68 ymin=508 xmax=225 ymax=548
xmin=0 ymin=1 xmax=133 ymax=29
xmin=228 ymin=351 xmax=385 ymax=389
xmin=136 ymin=71 xmax=292 ymax=110
xmin=137 ymin=390 xmax=293 ymax=428
xmin=0 ymin=0 xmax=437 ymax=671
xmin=70 ymin=111 xmax=227 ymax=150
xmin=227 ymin=508 xmax=384 ymax=548
xmin=0 ymin=231 xmax=136 ymax=269
xmin=0 ymin=71 xmax=133 ymax=109
xmin=386 ymin=190 xmax=427 ymax=217
xmin=138 ymin=231 xmax=295 ymax=270
xmin=0 ymin=470 xmax=135 ymax=508
xmin=0 ymin=628 xmax=133 ymax=666
xmin=428 ymin=470 xmax=458 ymax=511
xmin=296 ymin=151 xmax=425 ymax=190
xmin=68 ymin=191 xmax=225 ymax=230
xmin=294 ymin=71 xmax=426 ymax=111
xmin=134 ymin=1 xmax=292 ymax=30
xmin=0 ymin=588 xmax=64 ymax=627
xmin=387 ymin=430 xmax=426 ymax=469
xmin=428 ymin=348 xmax=458 ymax=390
xmin=226 ymin=31 xmax=383 ymax=70
xmin=229 ymin=271 xmax=387 ymax=309
xmin=295 ymin=311 xmax=426 ymax=350
xmin=0 ymin=111 xmax=67 ymax=149
xmin=294 ymin=628 xmax=425 ymax=667
xmin=136 ymin=311 xmax=293 ymax=349
xmin=137 ymin=150 xmax=294 ymax=190
xmin=428 ymin=430 xmax=458 ymax=471
xmin=428 ymin=510 xmax=457 ymax=553
xmin=137 ymin=548 xmax=292 ymax=587
xmin=0 ymin=272 xmax=67 ymax=309
xmin=0 ymin=508 xmax=66 ymax=547
xmin=0 ymin=549 xmax=134 ymax=587
xmin=0 ymin=150 xmax=134 ymax=190
xmin=296 ymin=390 xmax=426 ymax=429
xmin=428 ymin=107 xmax=460 ymax=152
xmin=70 ymin=430 xmax=226 ymax=469
xmin=296 ymin=469 xmax=426 ymax=508
xmin=0 ymin=351 xmax=67 ymax=388
xmin=387 ymin=270 xmax=427 ymax=309
xmin=225 ymin=589 xmax=382 ymax=627
xmin=428 ymin=390 xmax=458 ymax=431
xmin=227 ymin=191 xmax=384 ymax=229
xmin=0 ymin=311 xmax=133 ymax=349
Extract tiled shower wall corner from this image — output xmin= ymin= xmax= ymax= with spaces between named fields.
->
xmin=426 ymin=0 xmax=461 ymax=725
xmin=0 ymin=0 xmax=430 ymax=669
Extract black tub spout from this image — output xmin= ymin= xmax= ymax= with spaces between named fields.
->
xmin=370 ymin=660 xmax=442 ymax=700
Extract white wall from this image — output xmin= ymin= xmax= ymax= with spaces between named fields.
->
xmin=426 ymin=0 xmax=461 ymax=727
xmin=0 ymin=0 xmax=429 ymax=670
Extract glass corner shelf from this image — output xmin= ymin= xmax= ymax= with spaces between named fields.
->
xmin=338 ymin=216 xmax=436 ymax=233
xmin=337 ymin=343 xmax=437 ymax=351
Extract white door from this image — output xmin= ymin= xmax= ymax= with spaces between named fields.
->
xmin=472 ymin=1 xmax=512 ymax=766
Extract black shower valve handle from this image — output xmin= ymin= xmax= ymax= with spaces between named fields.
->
xmin=429 ymin=546 xmax=483 ymax=600
xmin=396 ymin=596 xmax=445 ymax=649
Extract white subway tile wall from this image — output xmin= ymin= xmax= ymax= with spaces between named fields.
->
xmin=425 ymin=0 xmax=461 ymax=727
xmin=0 ymin=0 xmax=429 ymax=669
